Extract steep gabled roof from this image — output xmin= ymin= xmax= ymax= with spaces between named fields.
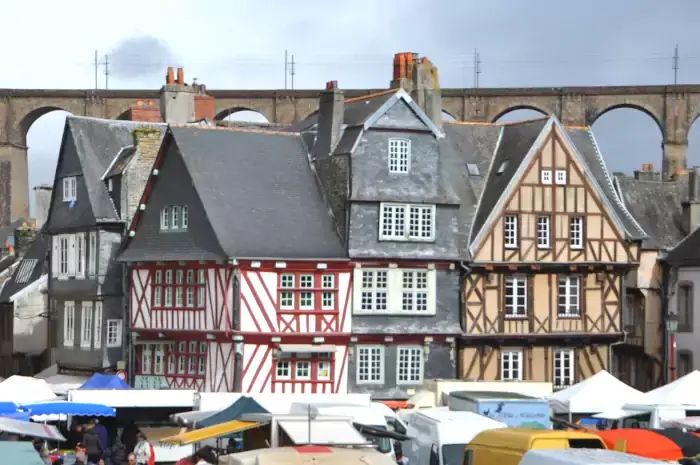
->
xmin=49 ymin=116 xmax=166 ymax=225
xmin=120 ymin=126 xmax=346 ymax=261
xmin=0 ymin=231 xmax=47 ymax=303
xmin=665 ymin=224 xmax=700 ymax=265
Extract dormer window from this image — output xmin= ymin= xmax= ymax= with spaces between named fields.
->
xmin=466 ymin=163 xmax=481 ymax=176
xmin=388 ymin=139 xmax=411 ymax=174
xmin=62 ymin=176 xmax=77 ymax=202
xmin=160 ymin=205 xmax=189 ymax=231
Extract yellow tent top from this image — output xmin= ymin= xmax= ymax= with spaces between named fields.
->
xmin=159 ymin=420 xmax=263 ymax=446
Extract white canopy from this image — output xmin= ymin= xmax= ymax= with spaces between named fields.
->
xmin=69 ymin=389 xmax=196 ymax=408
xmin=0 ymin=376 xmax=58 ymax=403
xmin=0 ymin=417 xmax=66 ymax=441
xmin=627 ymin=370 xmax=700 ymax=408
xmin=547 ymin=370 xmax=644 ymax=414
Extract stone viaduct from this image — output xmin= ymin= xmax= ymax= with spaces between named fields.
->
xmin=2 ymin=85 xmax=700 ymax=220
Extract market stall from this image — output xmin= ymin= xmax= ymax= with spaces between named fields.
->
xmin=0 ymin=417 xmax=66 ymax=441
xmin=0 ymin=376 xmax=58 ymax=404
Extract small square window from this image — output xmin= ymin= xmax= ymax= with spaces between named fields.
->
xmin=555 ymin=170 xmax=567 ymax=185
xmin=62 ymin=177 xmax=77 ymax=202
xmin=388 ymin=139 xmax=411 ymax=174
xmin=541 ymin=170 xmax=552 ymax=184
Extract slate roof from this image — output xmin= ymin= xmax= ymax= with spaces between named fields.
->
xmin=62 ymin=116 xmax=166 ymax=222
xmin=0 ymin=231 xmax=47 ymax=303
xmin=665 ymin=225 xmax=700 ymax=264
xmin=102 ymin=146 xmax=136 ymax=179
xmin=615 ymin=176 xmax=687 ymax=250
xmin=120 ymin=126 xmax=347 ymax=261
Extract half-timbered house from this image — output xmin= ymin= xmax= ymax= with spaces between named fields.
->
xmin=459 ymin=115 xmax=646 ymax=389
xmin=117 ymin=125 xmax=350 ymax=393
xmin=45 ymin=116 xmax=165 ymax=374
xmin=299 ymin=54 xmax=462 ymax=400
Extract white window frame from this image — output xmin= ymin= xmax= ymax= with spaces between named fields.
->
xmin=537 ymin=216 xmax=550 ymax=249
xmin=142 ymin=344 xmax=153 ymax=375
xmin=80 ymin=302 xmax=93 ymax=349
xmin=541 ymin=170 xmax=552 ymax=184
xmin=356 ymin=345 xmax=384 ymax=384
xmin=555 ymin=170 xmax=567 ymax=185
xmin=75 ymin=233 xmax=85 ymax=278
xmin=88 ymin=231 xmax=97 ymax=277
xmin=504 ymin=215 xmax=518 ymax=248
xmin=160 ymin=207 xmax=170 ymax=230
xmin=553 ymin=349 xmax=575 ymax=388
xmin=106 ymin=319 xmax=122 ymax=348
xmin=54 ymin=233 xmax=86 ymax=279
xmin=182 ymin=206 xmax=189 ymax=229
xmin=353 ymin=268 xmax=436 ymax=315
xmin=295 ymin=361 xmax=311 ymax=380
xmin=321 ymin=275 xmax=335 ymax=310
xmin=570 ymin=217 xmax=584 ymax=249
xmin=154 ymin=343 xmax=165 ymax=375
xmin=317 ymin=361 xmax=331 ymax=381
xmin=93 ymin=302 xmax=103 ymax=349
xmin=501 ymin=350 xmax=523 ymax=381
xmin=299 ymin=274 xmax=314 ymax=310
xmin=62 ymin=176 xmax=77 ymax=202
xmin=63 ymin=301 xmax=75 ymax=347
xmin=504 ymin=276 xmax=527 ymax=318
xmin=379 ymin=203 xmax=436 ymax=242
xmin=558 ymin=276 xmax=581 ymax=317
xmin=388 ymin=138 xmax=411 ymax=174
xmin=276 ymin=360 xmax=291 ymax=380
xmin=396 ymin=346 xmax=424 ymax=385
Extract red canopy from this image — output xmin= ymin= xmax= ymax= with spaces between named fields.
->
xmin=594 ymin=429 xmax=683 ymax=460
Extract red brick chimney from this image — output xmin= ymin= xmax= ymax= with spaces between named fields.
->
xmin=633 ymin=163 xmax=661 ymax=181
xmin=126 ymin=99 xmax=161 ymax=122
xmin=176 ymin=67 xmax=185 ymax=85
xmin=166 ymin=67 xmax=175 ymax=85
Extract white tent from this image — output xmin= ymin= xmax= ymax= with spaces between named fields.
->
xmin=0 ymin=376 xmax=58 ymax=403
xmin=629 ymin=370 xmax=700 ymax=408
xmin=547 ymin=370 xmax=644 ymax=415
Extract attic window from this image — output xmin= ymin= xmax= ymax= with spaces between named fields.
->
xmin=466 ymin=163 xmax=481 ymax=176
xmin=497 ymin=160 xmax=508 ymax=175
xmin=62 ymin=176 xmax=77 ymax=202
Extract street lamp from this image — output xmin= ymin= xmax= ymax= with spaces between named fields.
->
xmin=666 ymin=312 xmax=679 ymax=382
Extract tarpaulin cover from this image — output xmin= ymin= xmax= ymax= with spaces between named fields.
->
xmin=196 ymin=397 xmax=268 ymax=429
xmin=79 ymin=373 xmax=131 ymax=390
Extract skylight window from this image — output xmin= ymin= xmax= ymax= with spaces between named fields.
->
xmin=16 ymin=259 xmax=38 ymax=284
xmin=466 ymin=163 xmax=481 ymax=176
xmin=497 ymin=160 xmax=509 ymax=174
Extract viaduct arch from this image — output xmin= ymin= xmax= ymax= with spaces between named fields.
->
xmin=2 ymin=85 xmax=700 ymax=220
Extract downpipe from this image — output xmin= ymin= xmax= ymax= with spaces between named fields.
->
xmin=457 ymin=261 xmax=472 ymax=378
xmin=608 ymin=330 xmax=629 ymax=377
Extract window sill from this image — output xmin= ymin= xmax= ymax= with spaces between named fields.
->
xmin=378 ymin=237 xmax=436 ymax=243
xmin=504 ymin=245 xmax=518 ymax=249
xmin=159 ymin=229 xmax=189 ymax=233
xmin=356 ymin=380 xmax=385 ymax=385
xmin=558 ymin=314 xmax=581 ymax=319
xmin=570 ymin=246 xmax=584 ymax=250
xmin=537 ymin=246 xmax=551 ymax=250
xmin=152 ymin=307 xmax=206 ymax=311
xmin=396 ymin=380 xmax=423 ymax=386
xmin=353 ymin=311 xmax=437 ymax=316
xmin=106 ymin=344 xmax=121 ymax=349
xmin=278 ymin=310 xmax=340 ymax=314
xmin=63 ymin=343 xmax=74 ymax=348
xmin=504 ymin=314 xmax=527 ymax=320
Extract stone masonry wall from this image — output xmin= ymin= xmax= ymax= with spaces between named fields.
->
xmin=123 ymin=129 xmax=163 ymax=223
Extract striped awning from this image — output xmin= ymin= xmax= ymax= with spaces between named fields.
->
xmin=159 ymin=420 xmax=264 ymax=446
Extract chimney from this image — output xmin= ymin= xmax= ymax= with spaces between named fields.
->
xmin=390 ymin=52 xmax=417 ymax=92
xmin=166 ymin=67 xmax=175 ymax=84
xmin=633 ymin=163 xmax=661 ymax=181
xmin=33 ymin=185 xmax=52 ymax=230
xmin=313 ymin=80 xmax=344 ymax=160
xmin=159 ymin=67 xmax=196 ymax=123
xmin=412 ymin=56 xmax=443 ymax=129
xmin=194 ymin=82 xmax=215 ymax=120
xmin=124 ymin=127 xmax=163 ymax=222
xmin=127 ymin=99 xmax=161 ymax=122
xmin=682 ymin=168 xmax=700 ymax=235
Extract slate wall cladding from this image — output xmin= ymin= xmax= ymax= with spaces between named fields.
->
xmin=0 ymin=161 xmax=10 ymax=226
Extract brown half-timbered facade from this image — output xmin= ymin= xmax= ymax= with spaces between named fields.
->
xmin=460 ymin=116 xmax=646 ymax=389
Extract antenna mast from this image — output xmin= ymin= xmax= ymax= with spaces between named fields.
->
xmin=673 ymin=44 xmax=680 ymax=85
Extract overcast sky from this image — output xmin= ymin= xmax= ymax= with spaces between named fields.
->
xmin=2 ymin=0 xmax=700 ymax=215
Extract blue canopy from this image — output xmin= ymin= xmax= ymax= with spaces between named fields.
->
xmin=79 ymin=373 xmax=131 ymax=390
xmin=21 ymin=401 xmax=116 ymax=417
xmin=0 ymin=402 xmax=19 ymax=414
xmin=0 ymin=411 xmax=30 ymax=421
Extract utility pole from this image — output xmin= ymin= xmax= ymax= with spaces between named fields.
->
xmin=102 ymin=54 xmax=110 ymax=89
xmin=673 ymin=44 xmax=680 ymax=85
xmin=93 ymin=50 xmax=99 ymax=89
xmin=284 ymin=49 xmax=288 ymax=90
xmin=473 ymin=49 xmax=482 ymax=88
xmin=290 ymin=55 xmax=296 ymax=90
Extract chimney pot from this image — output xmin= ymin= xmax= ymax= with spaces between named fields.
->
xmin=137 ymin=100 xmax=144 ymax=106
xmin=325 ymin=80 xmax=338 ymax=90
xmin=177 ymin=68 xmax=185 ymax=85
xmin=166 ymin=67 xmax=174 ymax=84
xmin=147 ymin=100 xmax=153 ymax=107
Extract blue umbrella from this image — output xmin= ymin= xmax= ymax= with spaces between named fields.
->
xmin=21 ymin=401 xmax=115 ymax=417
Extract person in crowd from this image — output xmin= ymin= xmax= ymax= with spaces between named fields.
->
xmin=93 ymin=420 xmax=110 ymax=465
xmin=121 ymin=424 xmax=138 ymax=456
xmin=83 ymin=423 xmax=104 ymax=465
xmin=75 ymin=441 xmax=87 ymax=465
xmin=111 ymin=431 xmax=127 ymax=465
xmin=175 ymin=453 xmax=196 ymax=465
xmin=133 ymin=433 xmax=154 ymax=465
xmin=127 ymin=454 xmax=136 ymax=465
xmin=194 ymin=448 xmax=215 ymax=465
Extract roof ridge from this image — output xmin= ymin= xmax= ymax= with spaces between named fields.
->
xmin=500 ymin=115 xmax=551 ymax=126
xmin=169 ymin=123 xmax=300 ymax=137
xmin=344 ymin=89 xmax=396 ymax=104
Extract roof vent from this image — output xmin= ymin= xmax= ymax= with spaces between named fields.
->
xmin=466 ymin=163 xmax=481 ymax=176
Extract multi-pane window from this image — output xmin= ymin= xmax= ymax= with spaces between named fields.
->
xmin=555 ymin=170 xmax=567 ymax=185
xmin=80 ymin=302 xmax=93 ymax=348
xmin=62 ymin=176 xmax=77 ymax=202
xmin=380 ymin=203 xmax=435 ymax=241
xmin=277 ymin=272 xmax=338 ymax=311
xmin=397 ymin=347 xmax=423 ymax=384
xmin=88 ymin=231 xmax=97 ymax=277
xmin=59 ymin=236 xmax=69 ymax=275
xmin=160 ymin=205 xmax=189 ymax=231
xmin=678 ymin=282 xmax=693 ymax=331
xmin=93 ymin=302 xmax=103 ymax=349
xmin=360 ymin=270 xmax=388 ymax=312
xmin=501 ymin=350 xmax=523 ymax=381
xmin=553 ymin=349 xmax=574 ymax=388
xmin=504 ymin=215 xmax=518 ymax=248
xmin=138 ymin=341 xmax=207 ymax=377
xmin=53 ymin=233 xmax=88 ymax=279
xmin=558 ymin=276 xmax=580 ymax=317
xmin=63 ymin=301 xmax=75 ymax=346
xmin=355 ymin=268 xmax=435 ymax=315
xmin=541 ymin=170 xmax=552 ymax=184
xmin=388 ymin=139 xmax=411 ymax=174
xmin=151 ymin=268 xmax=207 ymax=310
xmin=106 ymin=319 xmax=122 ymax=347
xmin=274 ymin=356 xmax=333 ymax=383
xmin=295 ymin=361 xmax=311 ymax=380
xmin=537 ymin=216 xmax=550 ymax=249
xmin=570 ymin=217 xmax=584 ymax=249
xmin=357 ymin=346 xmax=384 ymax=383
xmin=401 ymin=271 xmax=428 ymax=312
xmin=504 ymin=276 xmax=527 ymax=317
xmin=276 ymin=360 xmax=291 ymax=379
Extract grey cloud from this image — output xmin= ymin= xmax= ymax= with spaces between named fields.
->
xmin=109 ymin=36 xmax=178 ymax=80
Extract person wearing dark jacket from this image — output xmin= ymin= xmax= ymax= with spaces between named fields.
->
xmin=111 ymin=435 xmax=127 ymax=465
xmin=83 ymin=424 xmax=104 ymax=465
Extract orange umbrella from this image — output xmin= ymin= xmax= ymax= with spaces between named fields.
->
xmin=593 ymin=429 xmax=684 ymax=461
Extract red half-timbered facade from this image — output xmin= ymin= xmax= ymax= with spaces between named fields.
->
xmin=239 ymin=260 xmax=352 ymax=394
xmin=130 ymin=262 xmax=237 ymax=392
